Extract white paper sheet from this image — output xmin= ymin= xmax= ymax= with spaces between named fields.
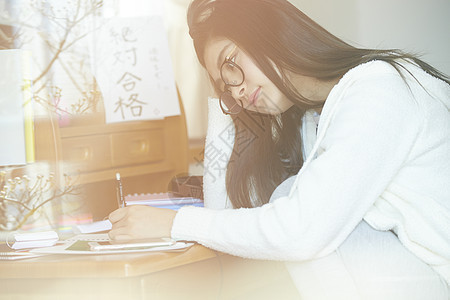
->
xmin=0 ymin=50 xmax=27 ymax=166
xmin=75 ymin=220 xmax=112 ymax=234
xmin=91 ymin=16 xmax=180 ymax=123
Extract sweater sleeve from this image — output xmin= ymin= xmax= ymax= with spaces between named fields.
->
xmin=172 ymin=70 xmax=422 ymax=261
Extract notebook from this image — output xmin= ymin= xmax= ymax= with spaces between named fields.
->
xmin=0 ymin=243 xmax=45 ymax=260
xmin=125 ymin=192 xmax=203 ymax=210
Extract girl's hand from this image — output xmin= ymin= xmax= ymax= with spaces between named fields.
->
xmin=108 ymin=205 xmax=177 ymax=240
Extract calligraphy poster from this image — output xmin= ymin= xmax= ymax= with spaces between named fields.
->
xmin=91 ymin=16 xmax=180 ymax=123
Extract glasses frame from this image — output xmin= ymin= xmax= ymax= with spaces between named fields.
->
xmin=218 ymin=48 xmax=245 ymax=115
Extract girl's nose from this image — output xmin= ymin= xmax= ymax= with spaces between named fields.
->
xmin=229 ymin=81 xmax=246 ymax=101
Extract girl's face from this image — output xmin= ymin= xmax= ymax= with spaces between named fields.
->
xmin=203 ymin=38 xmax=294 ymax=115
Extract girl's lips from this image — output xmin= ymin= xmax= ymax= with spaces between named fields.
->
xmin=249 ymin=87 xmax=261 ymax=105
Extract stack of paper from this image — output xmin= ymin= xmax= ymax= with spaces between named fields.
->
xmin=9 ymin=230 xmax=59 ymax=250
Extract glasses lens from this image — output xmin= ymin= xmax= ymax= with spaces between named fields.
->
xmin=220 ymin=91 xmax=242 ymax=115
xmin=221 ymin=62 xmax=244 ymax=86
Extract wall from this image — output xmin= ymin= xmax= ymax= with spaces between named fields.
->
xmin=291 ymin=0 xmax=450 ymax=74
xmin=164 ymin=0 xmax=212 ymax=141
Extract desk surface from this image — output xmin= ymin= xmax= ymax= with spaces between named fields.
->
xmin=0 ymin=244 xmax=300 ymax=300
xmin=0 ymin=244 xmax=216 ymax=279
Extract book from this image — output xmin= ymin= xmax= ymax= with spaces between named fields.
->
xmin=22 ymin=50 xmax=35 ymax=163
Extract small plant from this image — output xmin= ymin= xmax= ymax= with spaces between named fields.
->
xmin=0 ymin=171 xmax=79 ymax=231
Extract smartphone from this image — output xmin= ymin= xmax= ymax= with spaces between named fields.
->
xmin=88 ymin=237 xmax=175 ymax=251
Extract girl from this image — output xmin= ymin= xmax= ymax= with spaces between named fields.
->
xmin=109 ymin=0 xmax=450 ymax=298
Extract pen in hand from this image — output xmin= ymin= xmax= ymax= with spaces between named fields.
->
xmin=116 ymin=172 xmax=126 ymax=209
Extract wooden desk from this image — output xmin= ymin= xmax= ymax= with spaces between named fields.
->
xmin=0 ymin=245 xmax=300 ymax=300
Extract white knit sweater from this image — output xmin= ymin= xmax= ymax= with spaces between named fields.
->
xmin=171 ymin=60 xmax=450 ymax=284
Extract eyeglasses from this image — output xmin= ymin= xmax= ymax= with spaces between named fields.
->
xmin=219 ymin=45 xmax=245 ymax=115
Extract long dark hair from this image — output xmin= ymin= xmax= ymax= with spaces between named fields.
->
xmin=188 ymin=0 xmax=450 ymax=208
